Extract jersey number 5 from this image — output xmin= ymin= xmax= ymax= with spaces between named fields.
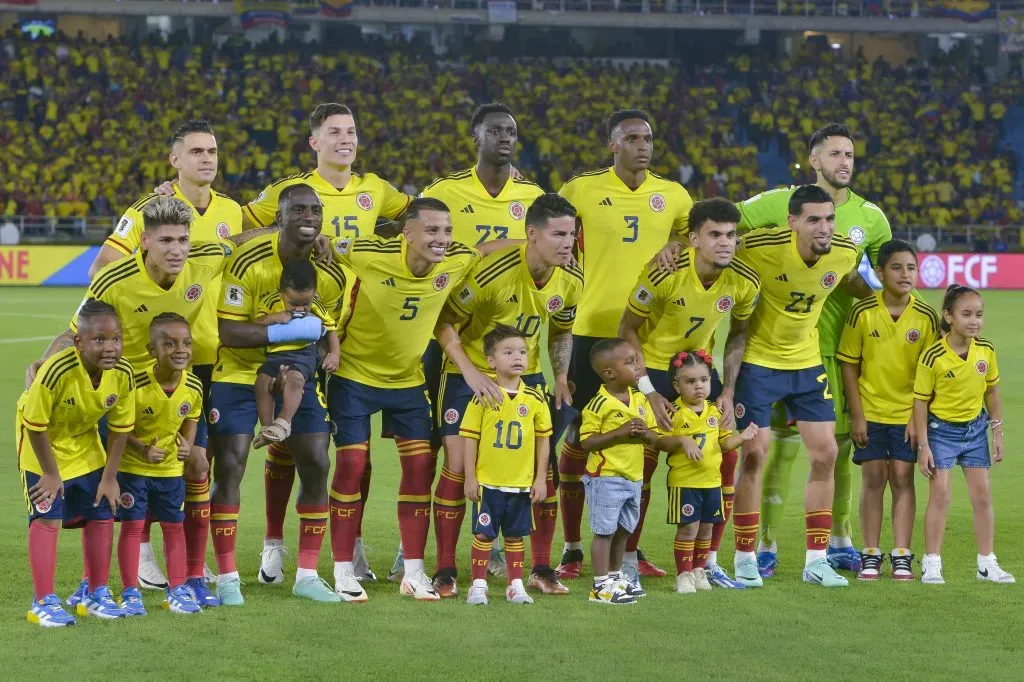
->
xmin=400 ymin=296 xmax=419 ymax=320
xmin=784 ymin=291 xmax=817 ymax=314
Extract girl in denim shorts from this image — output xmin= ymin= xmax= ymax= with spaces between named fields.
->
xmin=912 ymin=285 xmax=1012 ymax=585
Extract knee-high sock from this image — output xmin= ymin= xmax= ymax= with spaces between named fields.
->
xmin=433 ymin=466 xmax=466 ymax=573
xmin=831 ymin=436 xmax=854 ymax=538
xmin=28 ymin=521 xmax=59 ymax=600
xmin=396 ymin=438 xmax=436 ymax=561
xmin=210 ymin=504 xmax=240 ymax=574
xmin=297 ymin=504 xmax=328 ymax=571
xmin=733 ymin=511 xmax=759 ymax=554
xmin=330 ymin=444 xmax=368 ymax=562
xmin=117 ymin=519 xmax=146 ymax=589
xmin=625 ymin=448 xmax=658 ymax=553
xmin=806 ymin=509 xmax=832 ymax=551
xmin=760 ymin=426 xmax=802 ymax=546
xmin=84 ymin=518 xmax=115 ymax=588
xmin=531 ymin=470 xmax=557 ymax=568
xmin=674 ymin=539 xmax=694 ymax=574
xmin=471 ymin=537 xmax=492 ymax=581
xmin=357 ymin=455 xmax=372 ymax=538
xmin=506 ymin=539 xmax=526 ymax=582
xmin=184 ymin=476 xmax=211 ymax=580
xmin=264 ymin=443 xmax=295 ymax=541
xmin=558 ymin=441 xmax=587 ymax=545
xmin=161 ymin=521 xmax=187 ymax=589
xmin=710 ymin=449 xmax=738 ymax=554
xmin=694 ymin=538 xmax=711 ymax=569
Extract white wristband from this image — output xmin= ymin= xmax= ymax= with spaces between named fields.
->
xmin=637 ymin=375 xmax=655 ymax=395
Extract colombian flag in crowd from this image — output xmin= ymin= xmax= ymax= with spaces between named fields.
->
xmin=927 ymin=0 xmax=995 ymax=22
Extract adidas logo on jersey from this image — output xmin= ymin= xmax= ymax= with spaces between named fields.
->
xmin=381 ymin=277 xmax=396 ymax=288
xmin=599 ymin=197 xmax=613 ymax=206
xmin=870 ymin=330 xmax=881 ymax=338
xmin=673 ymin=297 xmax=686 ymax=307
xmin=135 ymin=304 xmax=149 ymax=313
xmin=143 ymin=407 xmax=156 ymax=416
xmin=775 ymin=274 xmax=789 ymax=282
xmin=507 ymin=294 xmax=519 ymax=303
xmin=461 ymin=205 xmax=475 ymax=214
xmin=63 ymin=397 xmax=76 ymax=406
xmin=944 ymin=370 xmax=957 ymax=379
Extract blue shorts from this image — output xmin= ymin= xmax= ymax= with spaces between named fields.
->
xmin=734 ymin=362 xmax=835 ymax=429
xmin=116 ymin=472 xmax=185 ymax=523
xmin=471 ymin=487 xmax=533 ymax=539
xmin=647 ymin=367 xmax=723 ymax=403
xmin=23 ymin=468 xmax=112 ymax=527
xmin=382 ymin=340 xmax=442 ymax=442
xmin=928 ymin=412 xmax=990 ymax=470
xmin=667 ymin=486 xmax=723 ymax=525
xmin=328 ymin=376 xmax=432 ymax=446
xmin=438 ymin=371 xmax=546 ymax=437
xmin=260 ymin=344 xmax=319 ymax=383
xmin=569 ymin=335 xmax=606 ymax=413
xmin=582 ymin=475 xmax=642 ymax=536
xmin=853 ymin=422 xmax=916 ymax=465
xmin=207 ymin=380 xmax=329 ymax=437
xmin=192 ymin=364 xmax=212 ymax=449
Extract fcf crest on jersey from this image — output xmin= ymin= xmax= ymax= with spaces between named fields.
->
xmin=847 ymin=226 xmax=865 ymax=245
xmin=509 ymin=201 xmax=526 ymax=221
xmin=120 ymin=492 xmax=135 ymax=509
xmin=735 ymin=403 xmax=746 ymax=419
xmin=906 ymin=329 xmax=921 ymax=344
xmin=478 ymin=513 xmax=491 ymax=526
xmin=637 ymin=406 xmax=646 ymax=418
xmin=518 ymin=404 xmax=529 ymax=417
xmin=184 ymin=284 xmax=203 ymax=303
xmin=356 ymin=192 xmax=374 ymax=211
xmin=34 ymin=498 xmax=52 ymax=514
xmin=444 ymin=408 xmax=460 ymax=425
xmin=716 ymin=295 xmax=734 ymax=314
xmin=217 ymin=222 xmax=231 ymax=239
xmin=209 ymin=408 xmax=221 ymax=425
xmin=707 ymin=415 xmax=718 ymax=428
xmin=976 ymin=360 xmax=988 ymax=375
xmin=820 ymin=271 xmax=838 ymax=289
xmin=178 ymin=402 xmax=192 ymax=418
xmin=681 ymin=504 xmax=695 ymax=517
xmin=433 ymin=273 xmax=450 ymax=291
xmin=649 ymin=193 xmax=666 ymax=212
xmin=547 ymin=295 xmax=564 ymax=313
xmin=104 ymin=394 xmax=117 ymax=408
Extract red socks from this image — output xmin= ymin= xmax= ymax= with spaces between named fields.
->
xmin=506 ymin=539 xmax=525 ymax=582
xmin=710 ymin=449 xmax=738 ymax=553
xmin=83 ymin=519 xmax=114 ymax=587
xmin=117 ymin=519 xmax=146 ymax=589
xmin=161 ymin=521 xmax=187 ymax=588
xmin=28 ymin=521 xmax=59 ymax=600
xmin=734 ymin=511 xmax=759 ymax=553
xmin=806 ymin=509 xmax=832 ymax=551
xmin=558 ymin=442 xmax=587 ymax=544
xmin=531 ymin=471 xmax=557 ymax=568
xmin=396 ymin=438 xmax=436 ymax=561
xmin=210 ymin=504 xmax=240 ymax=574
xmin=674 ymin=539 xmax=694 ymax=574
xmin=297 ymin=504 xmax=328 ymax=570
xmin=184 ymin=476 xmax=210 ymax=580
xmin=432 ymin=466 xmax=466 ymax=572
xmin=694 ymin=539 xmax=711 ymax=569
xmin=330 ymin=444 xmax=368 ymax=562
xmin=264 ymin=443 xmax=295 ymax=541
xmin=471 ymin=537 xmax=492 ymax=581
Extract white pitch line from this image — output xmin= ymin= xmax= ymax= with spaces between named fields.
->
xmin=0 ymin=335 xmax=55 ymax=345
xmin=0 ymin=312 xmax=68 ymax=320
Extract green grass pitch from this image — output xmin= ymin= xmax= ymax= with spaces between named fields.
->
xmin=0 ymin=288 xmax=1021 ymax=680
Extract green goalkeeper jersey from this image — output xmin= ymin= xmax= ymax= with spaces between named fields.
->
xmin=737 ymin=186 xmax=892 ymax=357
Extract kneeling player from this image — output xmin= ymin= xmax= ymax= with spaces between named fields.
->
xmin=837 ymin=240 xmax=939 ymax=580
xmin=19 ymin=301 xmax=134 ymax=626
xmin=659 ymin=351 xmax=757 ymax=593
xmin=253 ymin=261 xmax=339 ymax=449
xmin=461 ymin=326 xmax=552 ymax=605
xmin=116 ymin=314 xmax=205 ymax=615
xmin=580 ymin=339 xmax=659 ymax=605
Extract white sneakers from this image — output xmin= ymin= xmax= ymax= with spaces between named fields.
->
xmin=138 ymin=543 xmax=169 ymax=590
xmin=258 ymin=540 xmax=287 ymax=585
xmin=692 ymin=568 xmax=712 ymax=592
xmin=505 ymin=579 xmax=534 ymax=604
xmin=400 ymin=570 xmax=441 ymax=601
xmin=467 ymin=580 xmax=489 ymax=605
xmin=334 ymin=564 xmax=369 ymax=603
xmin=675 ymin=572 xmax=696 ymax=594
xmin=921 ymin=554 xmax=945 ymax=584
xmin=977 ymin=554 xmax=1016 ymax=584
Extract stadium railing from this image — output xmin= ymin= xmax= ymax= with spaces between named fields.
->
xmin=1 ymin=217 xmax=1019 ymax=251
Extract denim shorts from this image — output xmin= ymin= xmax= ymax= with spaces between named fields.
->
xmin=582 ymin=474 xmax=642 ymax=536
xmin=928 ymin=412 xmax=990 ymax=470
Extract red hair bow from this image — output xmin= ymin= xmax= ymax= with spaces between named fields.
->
xmin=671 ymin=349 xmax=713 ymax=368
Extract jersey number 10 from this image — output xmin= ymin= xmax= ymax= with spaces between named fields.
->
xmin=492 ymin=419 xmax=524 ymax=450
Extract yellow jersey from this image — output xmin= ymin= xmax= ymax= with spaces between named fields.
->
xmin=105 ymin=188 xmax=243 ymax=366
xmin=420 ymin=167 xmax=544 ymax=245
xmin=330 ymin=234 xmax=479 ymax=389
xmin=243 ymin=169 xmax=411 ymax=238
xmin=579 ymin=385 xmax=658 ymax=481
xmin=626 ymin=247 xmax=760 ymax=368
xmin=215 ymin=232 xmax=349 ymax=385
xmin=120 ymin=367 xmax=203 ymax=478
xmin=559 ymin=168 xmax=692 ymax=337
xmin=17 ymin=348 xmax=136 ymax=479
xmin=738 ymin=228 xmax=859 ymax=370
xmin=914 ymin=337 xmax=999 ymax=423
xmin=256 ymin=292 xmax=336 ymax=354
xmin=837 ymin=293 xmax=940 ymax=424
xmin=445 ymin=244 xmax=583 ymax=375
xmin=666 ymin=400 xmax=733 ymax=488
xmin=73 ymin=242 xmax=232 ymax=371
xmin=459 ymin=381 xmax=553 ymax=489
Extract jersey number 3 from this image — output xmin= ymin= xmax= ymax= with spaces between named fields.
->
xmin=623 ymin=216 xmax=639 ymax=243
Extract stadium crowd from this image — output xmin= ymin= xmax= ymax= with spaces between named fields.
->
xmin=1 ymin=30 xmax=1022 ymax=227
